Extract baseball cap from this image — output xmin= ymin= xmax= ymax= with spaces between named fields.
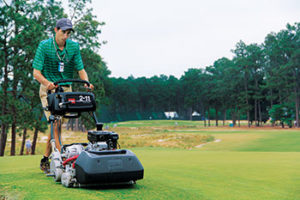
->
xmin=56 ymin=18 xmax=74 ymax=32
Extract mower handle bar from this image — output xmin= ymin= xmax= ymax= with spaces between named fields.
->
xmin=54 ymin=79 xmax=90 ymax=87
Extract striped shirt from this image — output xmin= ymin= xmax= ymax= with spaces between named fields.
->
xmin=32 ymin=37 xmax=84 ymax=84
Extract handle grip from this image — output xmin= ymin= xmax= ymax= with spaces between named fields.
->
xmin=53 ymin=79 xmax=90 ymax=87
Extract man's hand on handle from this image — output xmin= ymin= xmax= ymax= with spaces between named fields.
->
xmin=47 ymin=82 xmax=58 ymax=90
xmin=84 ymin=83 xmax=94 ymax=91
xmin=78 ymin=69 xmax=93 ymax=91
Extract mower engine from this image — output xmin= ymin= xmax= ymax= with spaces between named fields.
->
xmin=65 ymin=144 xmax=84 ymax=158
xmin=87 ymin=130 xmax=119 ymax=150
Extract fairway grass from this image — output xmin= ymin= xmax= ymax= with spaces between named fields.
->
xmin=1 ymin=149 xmax=300 ymax=200
xmin=2 ymin=120 xmax=300 ymax=199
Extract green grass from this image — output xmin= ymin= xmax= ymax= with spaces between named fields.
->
xmin=237 ymin=131 xmax=300 ymax=152
xmin=1 ymin=149 xmax=300 ymax=200
xmin=199 ymin=129 xmax=300 ymax=152
xmin=2 ymin=120 xmax=300 ymax=199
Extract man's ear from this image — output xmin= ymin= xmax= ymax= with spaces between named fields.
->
xmin=54 ymin=27 xmax=58 ymax=33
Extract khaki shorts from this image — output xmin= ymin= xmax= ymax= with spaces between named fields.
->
xmin=39 ymin=84 xmax=72 ymax=121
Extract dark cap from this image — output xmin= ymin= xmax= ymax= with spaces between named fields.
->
xmin=56 ymin=18 xmax=74 ymax=32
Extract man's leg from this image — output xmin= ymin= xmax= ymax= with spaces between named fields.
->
xmin=44 ymin=133 xmax=51 ymax=157
xmin=44 ymin=119 xmax=62 ymax=156
xmin=41 ymin=120 xmax=61 ymax=172
xmin=40 ymin=131 xmax=51 ymax=172
xmin=54 ymin=119 xmax=62 ymax=152
xmin=40 ymin=84 xmax=52 ymax=172
xmin=40 ymin=85 xmax=69 ymax=172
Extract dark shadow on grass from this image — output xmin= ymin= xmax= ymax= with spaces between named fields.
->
xmin=39 ymin=172 xmax=140 ymax=190
xmin=78 ymin=182 xmax=137 ymax=190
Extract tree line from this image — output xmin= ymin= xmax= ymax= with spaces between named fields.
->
xmin=107 ymin=22 xmax=300 ymax=128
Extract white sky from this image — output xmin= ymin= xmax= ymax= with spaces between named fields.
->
xmin=72 ymin=0 xmax=299 ymax=78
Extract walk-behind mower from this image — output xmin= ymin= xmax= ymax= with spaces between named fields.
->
xmin=45 ymin=79 xmax=144 ymax=187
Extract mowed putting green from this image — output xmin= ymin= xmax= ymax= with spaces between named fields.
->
xmin=1 ymin=120 xmax=300 ymax=200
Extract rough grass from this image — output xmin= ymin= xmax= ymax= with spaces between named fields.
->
xmin=117 ymin=127 xmax=215 ymax=149
xmin=2 ymin=120 xmax=279 ymax=155
xmin=2 ymin=120 xmax=300 ymax=199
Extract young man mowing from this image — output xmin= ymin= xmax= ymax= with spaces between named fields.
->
xmin=32 ymin=18 xmax=94 ymax=172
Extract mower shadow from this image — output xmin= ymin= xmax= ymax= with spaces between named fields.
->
xmin=79 ymin=183 xmax=137 ymax=190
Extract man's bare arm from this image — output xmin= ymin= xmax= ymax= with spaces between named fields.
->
xmin=78 ymin=69 xmax=94 ymax=90
xmin=78 ymin=69 xmax=89 ymax=81
xmin=33 ymin=69 xmax=56 ymax=90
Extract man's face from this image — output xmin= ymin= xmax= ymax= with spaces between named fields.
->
xmin=54 ymin=27 xmax=72 ymax=45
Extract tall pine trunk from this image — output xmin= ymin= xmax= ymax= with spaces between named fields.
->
xmin=207 ymin=108 xmax=210 ymax=126
xmin=20 ymin=128 xmax=27 ymax=155
xmin=31 ymin=128 xmax=39 ymax=155
xmin=258 ymin=101 xmax=262 ymax=126
xmin=243 ymin=67 xmax=250 ymax=128
xmin=238 ymin=109 xmax=241 ymax=127
xmin=204 ymin=109 xmax=207 ymax=127
xmin=10 ymin=123 xmax=16 ymax=156
xmin=10 ymin=85 xmax=18 ymax=156
xmin=0 ymin=125 xmax=7 ymax=156
xmin=232 ymin=109 xmax=236 ymax=126
xmin=10 ymin=1 xmax=20 ymax=156
xmin=254 ymin=78 xmax=259 ymax=127
xmin=10 ymin=76 xmax=18 ymax=156
xmin=223 ymin=110 xmax=226 ymax=126
xmin=0 ymin=38 xmax=9 ymax=157
xmin=202 ymin=108 xmax=207 ymax=127
xmin=254 ymin=99 xmax=258 ymax=126
xmin=215 ymin=108 xmax=218 ymax=126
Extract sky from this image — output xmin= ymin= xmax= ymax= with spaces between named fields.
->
xmin=72 ymin=0 xmax=299 ymax=78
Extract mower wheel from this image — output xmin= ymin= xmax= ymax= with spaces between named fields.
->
xmin=54 ymin=168 xmax=63 ymax=182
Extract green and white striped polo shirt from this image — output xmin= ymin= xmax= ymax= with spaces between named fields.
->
xmin=32 ymin=37 xmax=84 ymax=84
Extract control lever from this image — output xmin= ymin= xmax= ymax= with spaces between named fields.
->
xmin=58 ymin=101 xmax=72 ymax=108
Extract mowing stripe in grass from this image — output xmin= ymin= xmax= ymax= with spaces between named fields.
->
xmin=237 ymin=131 xmax=300 ymax=152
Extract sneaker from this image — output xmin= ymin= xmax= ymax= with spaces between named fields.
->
xmin=40 ymin=157 xmax=50 ymax=173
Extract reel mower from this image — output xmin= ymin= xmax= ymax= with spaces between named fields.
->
xmin=45 ymin=79 xmax=144 ymax=187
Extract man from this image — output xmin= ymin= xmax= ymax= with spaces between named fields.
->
xmin=32 ymin=18 xmax=94 ymax=172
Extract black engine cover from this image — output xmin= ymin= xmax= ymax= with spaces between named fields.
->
xmin=75 ymin=150 xmax=144 ymax=184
